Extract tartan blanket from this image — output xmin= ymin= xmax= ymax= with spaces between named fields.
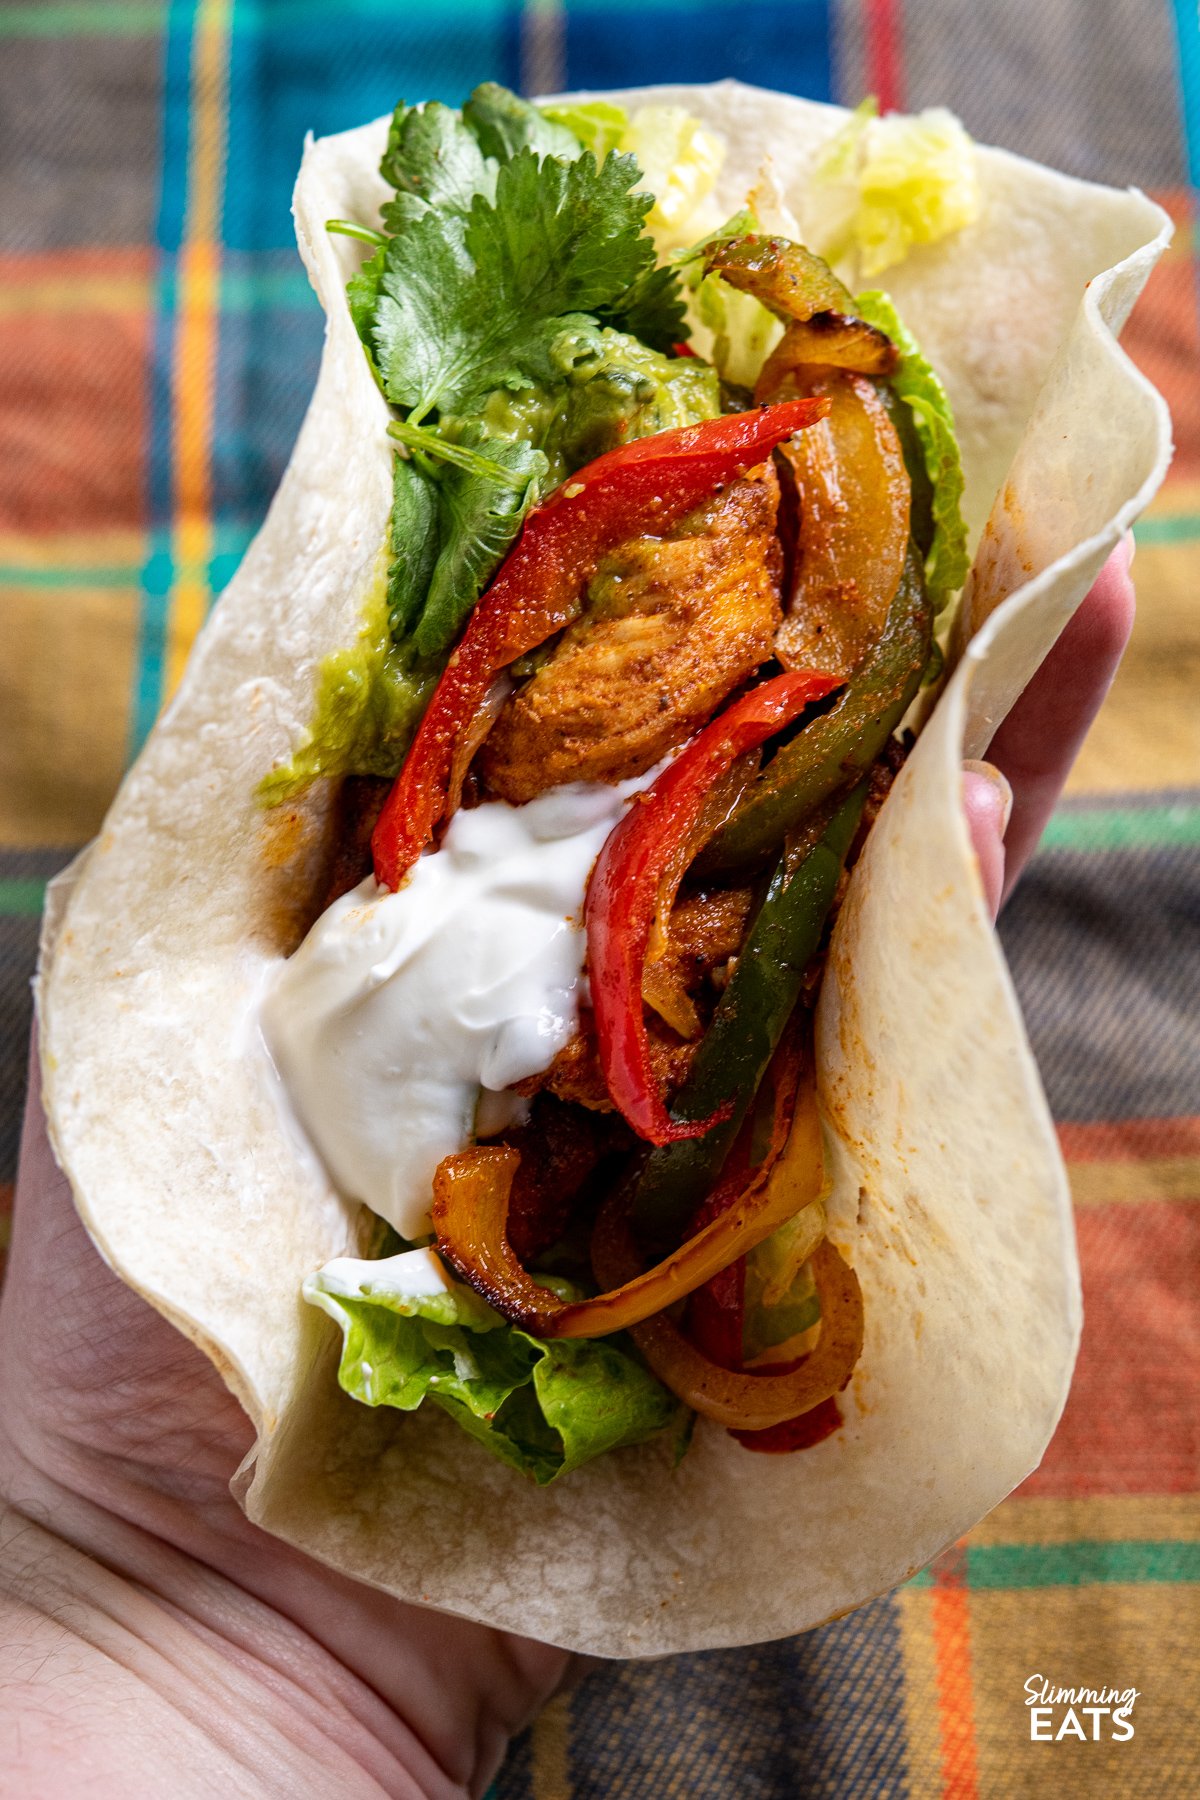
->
xmin=1 ymin=2 xmax=1197 ymax=1793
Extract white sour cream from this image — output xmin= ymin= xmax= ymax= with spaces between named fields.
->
xmin=310 ymin=1245 xmax=453 ymax=1303
xmin=261 ymin=777 xmax=650 ymax=1240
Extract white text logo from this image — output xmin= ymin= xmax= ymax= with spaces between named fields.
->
xmin=1025 ymin=1674 xmax=1139 ymax=1741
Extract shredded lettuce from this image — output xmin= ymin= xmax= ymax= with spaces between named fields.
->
xmin=741 ymin=1203 xmax=825 ymax=1364
xmin=538 ymin=99 xmax=628 ymax=162
xmin=540 ymin=101 xmax=725 ymax=249
xmin=857 ymin=289 xmax=970 ymax=610
xmin=810 ymin=97 xmax=980 ymax=277
xmin=305 ymin=1249 xmax=681 ymax=1485
xmin=620 ymin=105 xmax=726 ymax=238
xmin=694 ymin=267 xmax=782 ymax=390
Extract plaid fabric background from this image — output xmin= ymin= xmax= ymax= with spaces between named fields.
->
xmin=1 ymin=1 xmax=1197 ymax=1793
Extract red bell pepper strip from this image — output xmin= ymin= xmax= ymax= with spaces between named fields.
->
xmin=730 ymin=1395 xmax=844 ymax=1453
xmin=584 ymin=669 xmax=840 ymax=1147
xmin=685 ymin=1221 xmax=747 ymax=1370
xmin=371 ymin=398 xmax=829 ymax=892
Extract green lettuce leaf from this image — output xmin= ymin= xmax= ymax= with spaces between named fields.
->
xmin=538 ymin=99 xmax=629 ymax=161
xmin=857 ymin=288 xmax=970 ymax=611
xmin=305 ymin=1249 xmax=680 ymax=1485
xmin=671 ymin=210 xmax=783 ymax=388
xmin=743 ymin=1250 xmax=822 ymax=1364
xmin=810 ymin=98 xmax=980 ymax=277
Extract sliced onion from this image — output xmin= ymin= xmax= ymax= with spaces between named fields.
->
xmin=757 ymin=314 xmax=899 ymax=386
xmin=640 ymin=959 xmax=702 ymax=1040
xmin=431 ymin=1033 xmax=820 ymax=1340
xmin=445 ymin=673 xmax=511 ymax=819
xmin=769 ymin=371 xmax=911 ymax=681
xmin=599 ymin=1238 xmax=864 ymax=1430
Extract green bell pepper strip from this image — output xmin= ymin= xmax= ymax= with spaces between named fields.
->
xmin=878 ymin=380 xmax=935 ymax=561
xmin=631 ymin=781 xmax=869 ymax=1245
xmin=696 ymin=541 xmax=930 ymax=877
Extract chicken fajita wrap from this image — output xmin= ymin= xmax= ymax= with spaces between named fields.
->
xmin=37 ymin=80 xmax=1171 ymax=1655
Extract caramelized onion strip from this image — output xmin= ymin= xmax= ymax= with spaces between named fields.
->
xmin=600 ymin=1238 xmax=864 ymax=1429
xmin=431 ymin=1035 xmax=820 ymax=1341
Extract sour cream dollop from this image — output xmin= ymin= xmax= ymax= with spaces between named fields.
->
xmin=261 ymin=777 xmax=652 ymax=1240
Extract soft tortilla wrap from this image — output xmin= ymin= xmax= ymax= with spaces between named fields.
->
xmin=37 ymin=82 xmax=1171 ymax=1656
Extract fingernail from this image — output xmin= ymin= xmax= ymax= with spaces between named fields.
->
xmin=1124 ymin=530 xmax=1136 ymax=569
xmin=962 ymin=759 xmax=1013 ymax=835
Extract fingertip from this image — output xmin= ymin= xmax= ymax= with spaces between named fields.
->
xmin=1077 ymin=536 xmax=1137 ymax=674
xmin=962 ymin=765 xmax=1009 ymax=920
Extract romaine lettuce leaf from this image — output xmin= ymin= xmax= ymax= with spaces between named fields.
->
xmin=743 ymin=1251 xmax=822 ymax=1365
xmin=620 ymin=105 xmax=725 ymax=238
xmin=538 ymin=99 xmax=628 ymax=162
xmin=810 ymin=98 xmax=980 ymax=278
xmin=857 ymin=288 xmax=970 ymax=611
xmin=305 ymin=1249 xmax=681 ymax=1485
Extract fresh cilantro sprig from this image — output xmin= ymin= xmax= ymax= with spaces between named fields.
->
xmin=367 ymin=147 xmax=670 ymax=419
xmin=462 ymin=81 xmax=580 ymax=162
xmin=342 ymin=83 xmax=691 ymax=663
xmin=378 ymin=100 xmax=497 ymax=229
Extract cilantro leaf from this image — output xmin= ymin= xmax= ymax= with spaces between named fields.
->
xmin=370 ymin=148 xmax=657 ymax=419
xmin=387 ymin=455 xmax=441 ymax=639
xmin=416 ymin=439 xmax=547 ymax=659
xmin=369 ymin=215 xmax=474 ymax=411
xmin=379 ymin=100 xmax=497 ymax=226
xmin=348 ymin=85 xmax=696 ymax=681
xmin=469 ymin=147 xmax=654 ymax=328
xmin=346 ymin=239 xmax=388 ymax=357
xmin=599 ymin=262 xmax=689 ymax=352
xmin=462 ymin=82 xmax=580 ymax=162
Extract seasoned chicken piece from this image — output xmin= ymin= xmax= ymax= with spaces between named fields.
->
xmin=517 ymin=884 xmax=756 ymax=1110
xmin=654 ymin=885 xmax=755 ymax=993
xmin=642 ymin=884 xmax=756 ymax=1038
xmin=479 ymin=464 xmax=783 ymax=802
xmin=515 ymin=1010 xmax=698 ymax=1115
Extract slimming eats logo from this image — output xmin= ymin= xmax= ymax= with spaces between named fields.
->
xmin=1025 ymin=1674 xmax=1139 ymax=1741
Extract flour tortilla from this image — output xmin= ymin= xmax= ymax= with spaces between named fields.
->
xmin=37 ymin=82 xmax=1171 ymax=1656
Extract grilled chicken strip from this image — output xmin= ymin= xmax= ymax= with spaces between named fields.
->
xmin=517 ymin=884 xmax=756 ymax=1112
xmin=479 ymin=463 xmax=783 ymax=802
